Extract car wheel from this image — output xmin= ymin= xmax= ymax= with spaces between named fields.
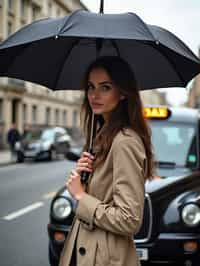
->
xmin=49 ymin=148 xmax=57 ymax=161
xmin=17 ymin=152 xmax=24 ymax=163
xmin=48 ymin=244 xmax=58 ymax=266
xmin=65 ymin=142 xmax=70 ymax=151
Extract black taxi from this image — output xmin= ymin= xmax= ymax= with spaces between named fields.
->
xmin=47 ymin=107 xmax=200 ymax=266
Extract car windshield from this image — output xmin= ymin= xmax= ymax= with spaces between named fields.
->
xmin=40 ymin=130 xmax=54 ymax=141
xmin=24 ymin=129 xmax=55 ymax=141
xmin=150 ymin=121 xmax=197 ymax=168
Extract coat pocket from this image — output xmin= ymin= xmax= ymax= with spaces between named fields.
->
xmin=95 ymin=231 xmax=110 ymax=266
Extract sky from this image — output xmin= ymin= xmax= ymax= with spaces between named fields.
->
xmin=81 ymin=0 xmax=200 ymax=106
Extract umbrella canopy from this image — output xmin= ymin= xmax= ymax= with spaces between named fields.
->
xmin=0 ymin=9 xmax=199 ymax=91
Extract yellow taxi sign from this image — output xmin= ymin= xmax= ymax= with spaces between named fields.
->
xmin=144 ymin=107 xmax=171 ymax=119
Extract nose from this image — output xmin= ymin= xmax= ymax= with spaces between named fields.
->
xmin=90 ymin=88 xmax=100 ymax=99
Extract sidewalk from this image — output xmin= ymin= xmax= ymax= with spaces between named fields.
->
xmin=0 ymin=150 xmax=14 ymax=166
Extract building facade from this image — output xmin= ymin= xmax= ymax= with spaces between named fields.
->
xmin=0 ymin=0 xmax=86 ymax=148
xmin=187 ymin=48 xmax=200 ymax=108
xmin=140 ymin=89 xmax=167 ymax=106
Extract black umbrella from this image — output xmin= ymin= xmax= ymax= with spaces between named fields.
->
xmin=0 ymin=2 xmax=199 ymax=90
xmin=0 ymin=0 xmax=200 ymax=182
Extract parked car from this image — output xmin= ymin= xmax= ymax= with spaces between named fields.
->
xmin=15 ymin=127 xmax=71 ymax=162
xmin=47 ymin=107 xmax=200 ymax=266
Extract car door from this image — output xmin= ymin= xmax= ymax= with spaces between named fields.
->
xmin=55 ymin=130 xmax=69 ymax=154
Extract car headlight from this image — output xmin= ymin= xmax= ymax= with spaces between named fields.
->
xmin=52 ymin=197 xmax=72 ymax=219
xmin=181 ymin=203 xmax=200 ymax=227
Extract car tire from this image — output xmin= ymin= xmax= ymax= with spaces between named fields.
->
xmin=65 ymin=142 xmax=70 ymax=152
xmin=49 ymin=148 xmax=57 ymax=161
xmin=48 ymin=244 xmax=58 ymax=266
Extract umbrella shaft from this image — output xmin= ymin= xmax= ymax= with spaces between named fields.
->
xmin=100 ymin=0 xmax=104 ymax=13
xmin=89 ymin=112 xmax=95 ymax=149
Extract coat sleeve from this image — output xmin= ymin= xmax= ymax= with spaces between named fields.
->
xmin=76 ymin=136 xmax=146 ymax=236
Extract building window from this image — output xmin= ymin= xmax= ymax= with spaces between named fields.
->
xmin=32 ymin=4 xmax=40 ymax=20
xmin=73 ymin=110 xmax=78 ymax=127
xmin=63 ymin=110 xmax=67 ymax=126
xmin=22 ymin=103 xmax=27 ymax=123
xmin=20 ymin=0 xmax=27 ymax=18
xmin=32 ymin=105 xmax=37 ymax=124
xmin=8 ymin=0 xmax=13 ymax=11
xmin=57 ymin=7 xmax=61 ymax=17
xmin=55 ymin=109 xmax=59 ymax=125
xmin=7 ymin=21 xmax=13 ymax=36
xmin=48 ymin=1 xmax=52 ymax=16
xmin=45 ymin=107 xmax=51 ymax=125
xmin=195 ymin=96 xmax=200 ymax=109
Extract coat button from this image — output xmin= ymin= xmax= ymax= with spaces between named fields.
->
xmin=79 ymin=247 xmax=86 ymax=256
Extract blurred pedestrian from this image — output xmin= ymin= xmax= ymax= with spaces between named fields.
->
xmin=7 ymin=123 xmax=21 ymax=161
xmin=59 ymin=56 xmax=154 ymax=266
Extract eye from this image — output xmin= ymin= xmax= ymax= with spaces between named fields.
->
xmin=100 ymin=85 xmax=111 ymax=91
xmin=87 ymin=83 xmax=94 ymax=91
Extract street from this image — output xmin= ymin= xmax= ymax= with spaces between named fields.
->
xmin=0 ymin=159 xmax=75 ymax=266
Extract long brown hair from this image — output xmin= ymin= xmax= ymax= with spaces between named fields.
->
xmin=81 ymin=56 xmax=154 ymax=179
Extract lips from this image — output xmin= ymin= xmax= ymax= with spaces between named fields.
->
xmin=90 ymin=103 xmax=104 ymax=108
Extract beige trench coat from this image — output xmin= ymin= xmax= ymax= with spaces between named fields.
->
xmin=59 ymin=129 xmax=147 ymax=266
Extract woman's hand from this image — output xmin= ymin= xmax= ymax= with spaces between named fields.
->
xmin=76 ymin=151 xmax=94 ymax=175
xmin=66 ymin=151 xmax=94 ymax=200
xmin=66 ymin=170 xmax=86 ymax=200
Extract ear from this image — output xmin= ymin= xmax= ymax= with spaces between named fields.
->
xmin=120 ymin=95 xmax=126 ymax=100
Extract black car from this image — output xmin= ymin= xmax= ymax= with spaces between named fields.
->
xmin=47 ymin=107 xmax=200 ymax=266
xmin=15 ymin=127 xmax=71 ymax=162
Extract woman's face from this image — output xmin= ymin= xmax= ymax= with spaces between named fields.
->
xmin=87 ymin=68 xmax=124 ymax=121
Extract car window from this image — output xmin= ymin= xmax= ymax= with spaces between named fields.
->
xmin=55 ymin=131 xmax=65 ymax=138
xmin=41 ymin=130 xmax=54 ymax=141
xmin=150 ymin=121 xmax=197 ymax=168
xmin=25 ymin=131 xmax=42 ymax=140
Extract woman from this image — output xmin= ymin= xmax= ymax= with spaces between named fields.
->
xmin=59 ymin=56 xmax=154 ymax=266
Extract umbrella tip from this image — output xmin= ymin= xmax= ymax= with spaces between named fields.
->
xmin=100 ymin=0 xmax=104 ymax=13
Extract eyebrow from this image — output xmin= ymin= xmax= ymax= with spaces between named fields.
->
xmin=88 ymin=81 xmax=113 ymax=86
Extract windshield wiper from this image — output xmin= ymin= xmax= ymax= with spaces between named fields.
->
xmin=155 ymin=161 xmax=176 ymax=168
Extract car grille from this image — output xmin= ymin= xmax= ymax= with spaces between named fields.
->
xmin=134 ymin=193 xmax=153 ymax=243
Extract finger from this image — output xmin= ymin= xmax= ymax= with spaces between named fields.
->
xmin=65 ymin=181 xmax=70 ymax=188
xmin=77 ymin=162 xmax=92 ymax=169
xmin=70 ymin=169 xmax=78 ymax=176
xmin=68 ymin=178 xmax=72 ymax=183
xmin=82 ymin=152 xmax=94 ymax=159
xmin=78 ymin=157 xmax=93 ymax=164
xmin=77 ymin=166 xmax=92 ymax=173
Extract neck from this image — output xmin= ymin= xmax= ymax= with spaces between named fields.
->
xmin=102 ymin=113 xmax=111 ymax=123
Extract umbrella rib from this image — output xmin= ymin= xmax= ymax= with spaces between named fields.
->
xmin=3 ymin=42 xmax=32 ymax=76
xmin=129 ymin=13 xmax=156 ymax=41
xmin=151 ymin=42 xmax=186 ymax=86
xmin=110 ymin=40 xmax=121 ymax=56
xmin=58 ymin=9 xmax=82 ymax=35
xmin=53 ymin=38 xmax=80 ymax=89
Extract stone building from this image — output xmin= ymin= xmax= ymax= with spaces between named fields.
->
xmin=187 ymin=48 xmax=200 ymax=108
xmin=140 ymin=89 xmax=167 ymax=106
xmin=0 ymin=0 xmax=86 ymax=148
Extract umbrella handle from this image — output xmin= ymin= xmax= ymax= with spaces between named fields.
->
xmin=81 ymin=147 xmax=94 ymax=184
xmin=81 ymin=113 xmax=96 ymax=184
